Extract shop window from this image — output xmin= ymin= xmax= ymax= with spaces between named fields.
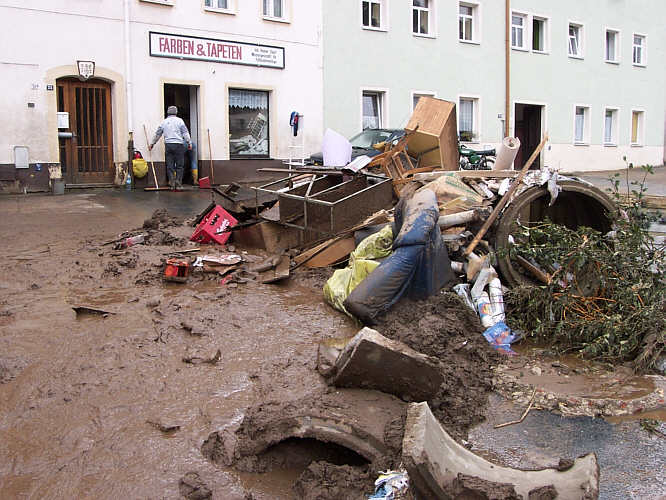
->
xmin=605 ymin=29 xmax=619 ymax=63
xmin=511 ymin=13 xmax=527 ymax=50
xmin=362 ymin=91 xmax=384 ymax=129
xmin=633 ymin=34 xmax=646 ymax=65
xmin=412 ymin=0 xmax=431 ymax=36
xmin=568 ymin=23 xmax=583 ymax=58
xmin=362 ymin=0 xmax=386 ymax=30
xmin=229 ymin=89 xmax=269 ymax=158
xmin=603 ymin=108 xmax=618 ymax=146
xmin=458 ymin=97 xmax=478 ymax=142
xmin=631 ymin=110 xmax=644 ymax=146
xmin=574 ymin=106 xmax=590 ymax=144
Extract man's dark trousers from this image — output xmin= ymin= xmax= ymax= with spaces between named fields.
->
xmin=165 ymin=143 xmax=186 ymax=184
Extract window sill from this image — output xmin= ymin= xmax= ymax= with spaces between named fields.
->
xmin=140 ymin=0 xmax=173 ymax=6
xmin=511 ymin=46 xmax=529 ymax=52
xmin=631 ymin=143 xmax=644 ymax=147
xmin=362 ymin=26 xmax=388 ymax=33
xmin=573 ymin=142 xmax=590 ymax=146
xmin=632 ymin=63 xmax=647 ymax=68
xmin=532 ymin=50 xmax=549 ymax=55
xmin=605 ymin=59 xmax=620 ymax=65
xmin=204 ymin=7 xmax=236 ymax=15
xmin=263 ymin=16 xmax=290 ymax=24
xmin=459 ymin=39 xmax=480 ymax=46
xmin=603 ymin=143 xmax=618 ymax=147
xmin=412 ymin=32 xmax=437 ymax=39
xmin=568 ymin=54 xmax=584 ymax=60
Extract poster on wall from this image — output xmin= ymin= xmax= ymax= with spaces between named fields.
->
xmin=228 ymin=89 xmax=269 ymax=157
xmin=149 ymin=32 xmax=284 ymax=69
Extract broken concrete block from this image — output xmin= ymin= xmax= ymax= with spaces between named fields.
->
xmin=402 ymin=402 xmax=599 ymax=499
xmin=330 ymin=327 xmax=443 ymax=402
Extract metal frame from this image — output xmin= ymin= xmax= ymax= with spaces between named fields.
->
xmin=253 ymin=173 xmax=391 ymax=235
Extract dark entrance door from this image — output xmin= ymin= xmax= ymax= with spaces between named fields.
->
xmin=514 ymin=103 xmax=542 ymax=170
xmin=163 ymin=84 xmax=198 ymax=184
xmin=57 ymin=78 xmax=114 ymax=184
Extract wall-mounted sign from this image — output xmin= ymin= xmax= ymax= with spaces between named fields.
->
xmin=149 ymin=31 xmax=285 ymax=69
xmin=77 ymin=60 xmax=95 ymax=80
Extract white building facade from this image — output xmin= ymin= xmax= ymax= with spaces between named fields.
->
xmin=0 ymin=0 xmax=323 ymax=191
xmin=322 ymin=0 xmax=665 ymax=172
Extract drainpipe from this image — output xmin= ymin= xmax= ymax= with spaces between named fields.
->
xmin=504 ymin=0 xmax=510 ymax=138
xmin=124 ymin=0 xmax=134 ymax=185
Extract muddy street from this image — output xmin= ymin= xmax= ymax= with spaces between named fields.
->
xmin=1 ymin=190 xmax=664 ymax=499
xmin=0 ymin=190 xmax=360 ymax=498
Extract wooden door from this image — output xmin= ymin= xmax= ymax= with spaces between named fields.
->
xmin=57 ymin=78 xmax=114 ymax=184
xmin=514 ymin=104 xmax=542 ymax=170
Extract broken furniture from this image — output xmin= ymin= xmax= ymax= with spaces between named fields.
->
xmin=404 ymin=96 xmax=459 ymax=171
xmin=254 ymin=173 xmax=393 ymax=236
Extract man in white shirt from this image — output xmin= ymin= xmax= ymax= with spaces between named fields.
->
xmin=149 ymin=106 xmax=192 ymax=190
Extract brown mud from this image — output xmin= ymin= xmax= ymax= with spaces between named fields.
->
xmin=374 ymin=292 xmax=500 ymax=442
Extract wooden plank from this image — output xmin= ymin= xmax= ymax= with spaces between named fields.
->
xmin=294 ymin=237 xmax=356 ymax=268
xmin=464 ymin=133 xmax=549 ymax=257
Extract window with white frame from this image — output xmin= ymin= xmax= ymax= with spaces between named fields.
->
xmin=362 ymin=0 xmax=385 ymax=30
xmin=633 ymin=34 xmax=646 ymax=65
xmin=263 ymin=0 xmax=284 ymax=20
xmin=413 ymin=92 xmax=435 ymax=110
xmin=631 ymin=110 xmax=644 ymax=146
xmin=362 ymin=91 xmax=384 ymax=129
xmin=605 ymin=29 xmax=619 ymax=63
xmin=568 ymin=23 xmax=583 ymax=57
xmin=511 ymin=13 xmax=527 ymax=49
xmin=574 ymin=106 xmax=590 ymax=144
xmin=412 ymin=0 xmax=431 ymax=36
xmin=204 ymin=0 xmax=235 ymax=14
xmin=458 ymin=97 xmax=478 ymax=142
xmin=532 ymin=16 xmax=548 ymax=52
xmin=459 ymin=3 xmax=478 ymax=43
xmin=603 ymin=108 xmax=618 ymax=145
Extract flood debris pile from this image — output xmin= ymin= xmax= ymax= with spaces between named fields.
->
xmin=505 ymin=179 xmax=665 ymax=372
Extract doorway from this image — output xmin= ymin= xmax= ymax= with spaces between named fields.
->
xmin=57 ymin=78 xmax=114 ymax=185
xmin=163 ymin=84 xmax=199 ymax=184
xmin=514 ymin=103 xmax=543 ymax=170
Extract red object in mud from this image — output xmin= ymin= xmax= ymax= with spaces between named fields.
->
xmin=164 ymin=258 xmax=190 ymax=283
xmin=190 ymin=205 xmax=238 ymax=246
xmin=198 ymin=176 xmax=211 ymax=189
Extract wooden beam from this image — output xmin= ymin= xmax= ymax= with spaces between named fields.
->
xmin=464 ymin=133 xmax=549 ymax=257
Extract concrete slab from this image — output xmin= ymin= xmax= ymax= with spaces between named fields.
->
xmin=402 ymin=402 xmax=600 ymax=499
xmin=330 ymin=327 xmax=444 ymax=402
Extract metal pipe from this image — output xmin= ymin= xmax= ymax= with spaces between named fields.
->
xmin=505 ymin=0 xmax=511 ymax=138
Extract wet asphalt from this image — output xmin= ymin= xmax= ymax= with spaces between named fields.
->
xmin=470 ymin=394 xmax=666 ymax=500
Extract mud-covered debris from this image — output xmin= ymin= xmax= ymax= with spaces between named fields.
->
xmin=528 ymin=484 xmax=558 ymax=500
xmin=293 ymin=461 xmax=373 ymax=500
xmin=444 ymin=473 xmax=521 ymax=500
xmin=72 ymin=306 xmax=115 ymax=317
xmin=145 ymin=296 xmax=161 ymax=308
xmin=182 ymin=349 xmax=221 ymax=365
xmin=179 ymin=472 xmax=212 ymax=500
xmin=147 ymin=420 xmax=180 ymax=433
xmin=181 ymin=320 xmax=205 ymax=336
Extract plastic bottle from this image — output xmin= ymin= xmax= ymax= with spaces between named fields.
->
xmin=115 ymin=234 xmax=145 ymax=249
xmin=125 ymin=171 xmax=132 ymax=190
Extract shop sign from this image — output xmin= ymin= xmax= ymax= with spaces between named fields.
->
xmin=77 ymin=60 xmax=95 ymax=80
xmin=149 ymin=32 xmax=284 ymax=69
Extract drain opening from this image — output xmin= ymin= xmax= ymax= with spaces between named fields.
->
xmin=256 ymin=437 xmax=370 ymax=472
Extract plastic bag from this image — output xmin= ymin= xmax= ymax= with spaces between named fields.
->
xmin=132 ymin=158 xmax=149 ymax=179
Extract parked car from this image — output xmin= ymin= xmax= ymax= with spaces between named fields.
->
xmin=308 ymin=128 xmax=404 ymax=166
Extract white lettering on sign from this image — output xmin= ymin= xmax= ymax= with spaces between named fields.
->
xmin=149 ymin=32 xmax=285 ymax=69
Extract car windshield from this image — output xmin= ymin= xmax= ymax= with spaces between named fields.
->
xmin=349 ymin=130 xmax=394 ymax=148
